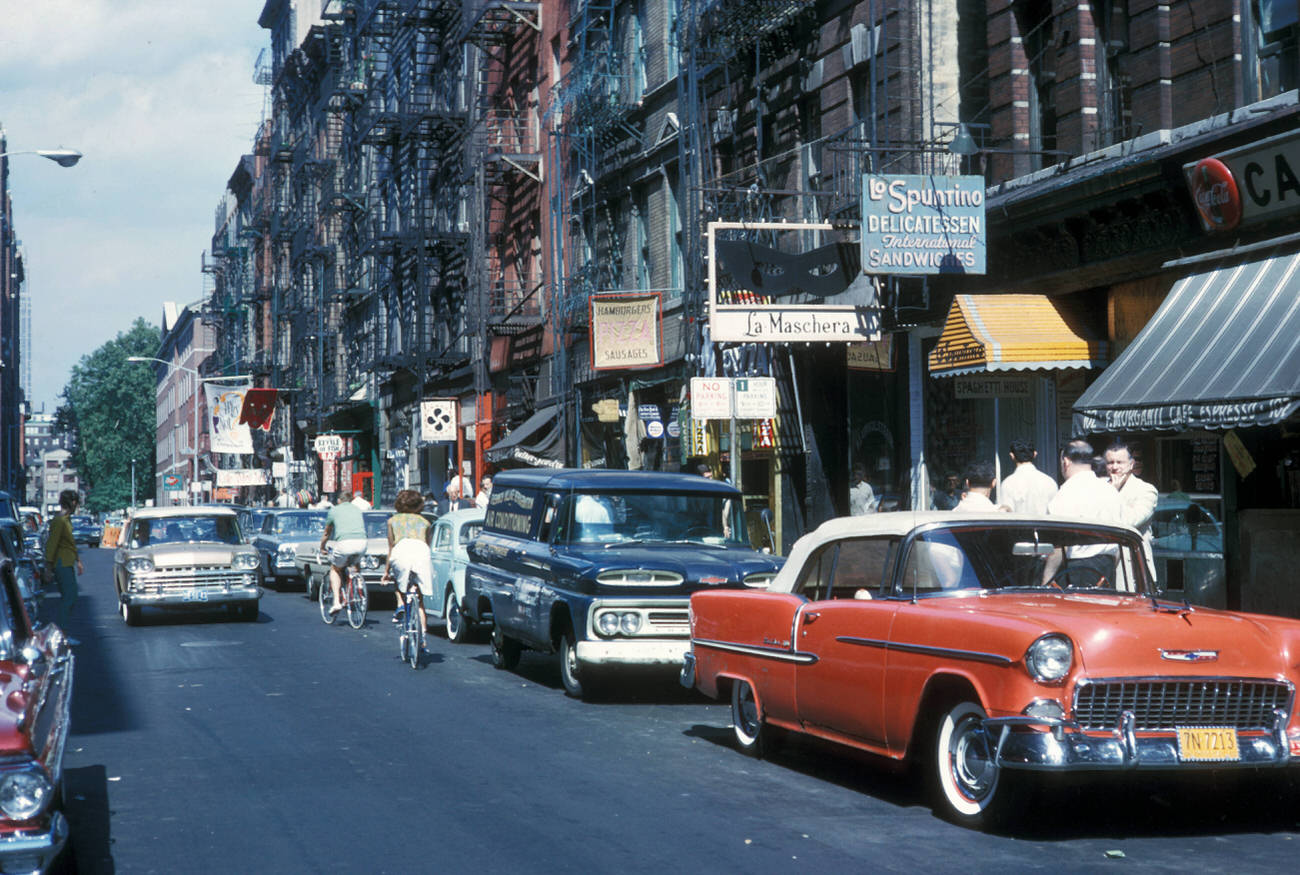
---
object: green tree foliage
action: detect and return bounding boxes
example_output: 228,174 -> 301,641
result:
54,319 -> 161,513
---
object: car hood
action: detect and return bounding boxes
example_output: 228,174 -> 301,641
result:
945,592 -> 1300,678
138,544 -> 252,567
563,543 -> 783,586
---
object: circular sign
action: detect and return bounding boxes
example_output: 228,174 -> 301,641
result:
646,420 -> 664,439
1188,157 -> 1241,232
666,420 -> 681,438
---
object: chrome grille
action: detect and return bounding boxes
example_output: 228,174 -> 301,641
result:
1073,678 -> 1292,731
646,611 -> 690,633
136,567 -> 252,591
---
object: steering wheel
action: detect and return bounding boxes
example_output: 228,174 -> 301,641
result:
1043,565 -> 1108,590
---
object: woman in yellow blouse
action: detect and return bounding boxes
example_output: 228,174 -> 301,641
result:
44,489 -> 83,638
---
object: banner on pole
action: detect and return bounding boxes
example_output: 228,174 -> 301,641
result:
205,383 -> 254,454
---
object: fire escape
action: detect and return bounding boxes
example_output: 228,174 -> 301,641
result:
460,0 -> 543,399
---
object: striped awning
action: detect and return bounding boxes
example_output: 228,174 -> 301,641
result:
1074,250 -> 1300,433
928,294 -> 1108,377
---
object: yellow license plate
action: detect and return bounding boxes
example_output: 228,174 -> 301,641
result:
1176,726 -> 1240,762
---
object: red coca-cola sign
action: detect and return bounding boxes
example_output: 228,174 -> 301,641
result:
1187,157 -> 1242,232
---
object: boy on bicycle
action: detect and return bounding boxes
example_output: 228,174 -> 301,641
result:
321,490 -> 369,615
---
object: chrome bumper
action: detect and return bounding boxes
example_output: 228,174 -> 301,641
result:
0,811 -> 68,875
574,638 -> 690,669
123,585 -> 261,607
988,708 -> 1294,770
680,650 -> 696,688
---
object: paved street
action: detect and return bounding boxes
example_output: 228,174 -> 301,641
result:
56,549 -> 1300,874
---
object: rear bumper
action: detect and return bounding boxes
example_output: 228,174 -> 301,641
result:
989,709 -> 1295,770
0,810 -> 68,875
574,638 -> 690,669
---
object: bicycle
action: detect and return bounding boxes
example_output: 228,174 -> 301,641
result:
319,560 -> 368,629
396,577 -> 424,669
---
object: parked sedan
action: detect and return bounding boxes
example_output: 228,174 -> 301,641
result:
684,512 -> 1300,829
250,509 -> 328,589
426,507 -> 485,642
296,511 -> 390,600
0,558 -> 74,872
113,506 -> 261,624
70,514 -> 102,548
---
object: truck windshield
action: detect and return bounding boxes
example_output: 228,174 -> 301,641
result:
559,490 -> 748,547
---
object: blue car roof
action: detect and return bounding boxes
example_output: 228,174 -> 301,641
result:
492,468 -> 741,496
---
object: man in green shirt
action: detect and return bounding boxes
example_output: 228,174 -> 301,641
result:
320,491 -> 368,614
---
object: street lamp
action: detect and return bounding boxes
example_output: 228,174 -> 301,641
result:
127,356 -> 250,505
131,458 -> 136,509
0,149 -> 83,168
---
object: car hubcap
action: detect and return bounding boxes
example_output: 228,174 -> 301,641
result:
738,686 -> 760,736
950,715 -> 995,801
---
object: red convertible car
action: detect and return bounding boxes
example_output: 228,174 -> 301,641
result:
683,513 -> 1300,828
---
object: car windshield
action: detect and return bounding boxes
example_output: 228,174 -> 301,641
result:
275,512 -> 326,536
899,525 -> 1150,597
557,490 -> 747,546
72,515 -> 94,527
364,513 -> 389,538
459,522 -> 482,543
130,515 -> 242,546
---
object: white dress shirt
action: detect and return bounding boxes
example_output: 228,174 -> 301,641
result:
999,463 -> 1059,515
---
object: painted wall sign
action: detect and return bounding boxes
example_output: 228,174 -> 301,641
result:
953,375 -> 1033,399
861,174 -> 986,275
590,294 -> 662,370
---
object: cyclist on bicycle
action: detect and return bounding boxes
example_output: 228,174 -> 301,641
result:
384,489 -> 433,632
320,490 -> 369,616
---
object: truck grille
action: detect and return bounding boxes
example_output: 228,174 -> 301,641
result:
1073,678 -> 1292,731
136,567 -> 252,591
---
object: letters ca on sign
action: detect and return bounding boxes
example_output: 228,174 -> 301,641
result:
1186,131 -> 1300,230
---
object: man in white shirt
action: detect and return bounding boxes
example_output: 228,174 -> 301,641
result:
1105,438 -> 1159,578
351,492 -> 372,510
1042,439 -> 1125,586
849,464 -> 877,515
953,461 -> 1008,512
999,439 -> 1058,515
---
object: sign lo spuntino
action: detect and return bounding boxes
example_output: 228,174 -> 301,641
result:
861,174 -> 987,275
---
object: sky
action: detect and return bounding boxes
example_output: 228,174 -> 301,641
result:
1,0 -> 271,414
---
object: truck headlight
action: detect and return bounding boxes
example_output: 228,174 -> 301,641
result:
126,556 -> 154,574
1025,634 -> 1073,684
595,610 -> 643,637
233,553 -> 260,571
0,767 -> 52,820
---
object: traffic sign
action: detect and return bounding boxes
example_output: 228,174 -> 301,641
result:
690,377 -> 732,419
734,377 -> 777,418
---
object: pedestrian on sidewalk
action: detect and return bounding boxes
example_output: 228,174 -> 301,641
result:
953,461 -> 1008,512
999,439 -> 1058,515
44,489 -> 83,642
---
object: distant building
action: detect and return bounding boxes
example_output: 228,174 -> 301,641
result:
23,410 -> 70,505
40,448 -> 78,515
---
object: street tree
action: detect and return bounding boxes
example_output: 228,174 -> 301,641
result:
54,318 -> 161,513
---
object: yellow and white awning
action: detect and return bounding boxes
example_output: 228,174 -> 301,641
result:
928,294 -> 1107,377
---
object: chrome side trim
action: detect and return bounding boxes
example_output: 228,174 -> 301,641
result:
693,637 -> 818,665
836,636 -> 1014,667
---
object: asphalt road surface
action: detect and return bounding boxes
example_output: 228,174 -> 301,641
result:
54,548 -> 1300,873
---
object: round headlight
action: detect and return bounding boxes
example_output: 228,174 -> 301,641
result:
126,556 -> 154,574
0,768 -> 52,820
362,554 -> 382,570
277,544 -> 297,557
619,612 -> 642,635
233,553 -> 260,571
597,612 -> 620,636
1025,634 -> 1073,683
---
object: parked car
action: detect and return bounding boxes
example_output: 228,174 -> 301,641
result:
113,506 -> 261,624
0,556 -> 74,871
250,509 -> 328,589
427,507 -> 485,642
0,519 -> 41,620
0,491 -> 19,524
464,469 -> 785,699
1151,493 -> 1225,608
682,512 -> 1300,829
70,514 -> 102,548
295,510 -> 389,600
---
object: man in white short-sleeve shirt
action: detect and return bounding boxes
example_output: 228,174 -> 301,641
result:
999,439 -> 1058,515
1042,439 -> 1124,586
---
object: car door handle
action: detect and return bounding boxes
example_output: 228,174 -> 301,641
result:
803,611 -> 820,624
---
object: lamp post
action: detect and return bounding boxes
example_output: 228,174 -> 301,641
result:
130,458 -> 136,509
0,149 -> 83,167
127,356 -> 250,505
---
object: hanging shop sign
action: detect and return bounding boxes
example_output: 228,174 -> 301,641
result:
205,383 -> 254,454
1184,129 -> 1300,232
313,434 -> 345,456
590,294 -> 663,370
215,469 -> 271,487
163,473 -> 183,492
420,399 -> 458,442
861,174 -> 986,275
707,221 -> 881,344
846,337 -> 895,372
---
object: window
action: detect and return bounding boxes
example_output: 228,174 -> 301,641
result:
794,538 -> 899,600
1250,0 -> 1299,100
434,523 -> 452,551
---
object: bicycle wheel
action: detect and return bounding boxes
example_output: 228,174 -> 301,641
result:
319,571 -> 337,625
347,574 -> 368,629
405,589 -> 422,669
